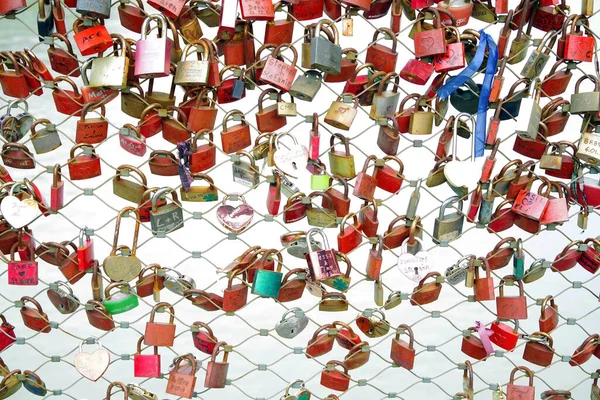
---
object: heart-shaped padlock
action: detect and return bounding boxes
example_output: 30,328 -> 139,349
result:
216,193 -> 254,233
273,133 -> 309,178
74,338 -> 110,382
1,191 -> 41,229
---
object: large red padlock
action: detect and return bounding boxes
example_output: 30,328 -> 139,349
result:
222,269 -> 248,312
0,52 -> 30,99
134,336 -> 161,378
359,200 -> 379,238
7,242 -> 37,286
551,241 -> 581,272
461,327 -> 488,360
239,0 -> 274,20
375,156 -> 404,193
306,324 -> 335,358
260,44 -> 298,92
147,0 -> 186,19
290,0 -> 323,21
541,60 -> 572,97
410,272 -> 442,306
265,3 -> 294,45
73,23 -> 112,56
400,59 -> 434,85
221,110 -> 252,154
489,319 -> 519,351
184,289 -> 224,312
365,28 -> 398,73
277,268 -> 307,303
337,213 -> 362,254
496,276 -> 528,320
204,342 -> 229,389
353,156 -> 378,201
144,302 -> 176,347
67,144 -> 101,180
474,258 -> 495,301
283,193 -> 307,224
507,366 -> 536,400
569,334 -> 599,366
539,295 -> 558,333
85,300 -> 115,331
191,321 -> 218,355
390,324 -> 415,369
190,130 -> 217,173
365,235 -> 383,280
255,88 -> 286,133
487,200 -> 516,233
76,103 -> 108,144
19,296 -> 51,333
52,77 -> 84,116
414,9 -> 446,58
523,332 -> 554,367
47,33 -> 80,76
334,321 -> 362,350
320,361 -> 350,391
187,88 -> 218,132
162,106 -> 190,145
579,238 -> 600,274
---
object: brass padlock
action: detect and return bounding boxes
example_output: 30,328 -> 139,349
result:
520,30 -> 557,79
289,70 -> 322,102
324,94 -> 358,131
408,96 -> 434,135
113,165 -> 148,204
83,34 -> 130,89
328,133 -> 355,178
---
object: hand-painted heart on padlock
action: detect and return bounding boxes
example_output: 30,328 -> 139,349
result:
1,195 -> 41,229
74,338 -> 110,382
396,237 -> 432,282
216,193 -> 254,233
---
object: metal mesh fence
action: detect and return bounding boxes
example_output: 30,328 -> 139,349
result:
0,0 -> 599,399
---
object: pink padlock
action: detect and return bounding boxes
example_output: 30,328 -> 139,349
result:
134,336 -> 161,378
135,15 -> 172,78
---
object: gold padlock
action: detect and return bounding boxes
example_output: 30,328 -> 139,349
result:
324,94 -> 358,131
328,133 -> 355,178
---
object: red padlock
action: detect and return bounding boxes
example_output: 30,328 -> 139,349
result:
52,77 -> 84,116
277,268 -> 307,303
414,8 -> 446,58
474,257 -> 495,301
260,44 -> 298,92
283,193 -> 307,224
410,272 -> 442,306
265,2 -> 294,45
489,319 -> 519,351
552,241 -> 581,272
337,213 -> 362,254
134,336 -> 161,378
77,228 -> 94,272
221,110 -> 251,155
73,22 -> 112,56
400,58 -> 434,85
144,302 -> 176,347
184,289 -> 224,312
190,130 -> 217,173
20,296 -> 51,333
240,0 -> 274,20
7,242 -> 37,286
222,269 -> 248,312
67,143 -> 101,180
306,324 -> 335,358
335,322 -> 362,350
569,334 -> 599,366
290,0 -> 323,21
539,295 -> 558,333
187,88 -> 218,132
487,200 -> 516,233
507,366 -> 536,400
147,0 -> 186,19
76,103 -> 108,144
579,238 -> 600,274
47,33 -> 80,77
0,52 -> 30,99
375,156 -> 404,193
434,27 -> 466,73
167,354 -> 197,398
320,361 -> 350,391
366,235 -> 384,280
523,332 -> 554,367
50,164 -> 64,212
0,314 -> 15,352
496,276 -> 528,320
461,327 -> 488,360
256,88 -> 286,133
353,156 -> 378,201
204,342 -> 229,389
359,200 -> 379,238
541,60 -> 572,97
365,28 -> 398,73
390,324 -> 415,369
191,321 -> 218,355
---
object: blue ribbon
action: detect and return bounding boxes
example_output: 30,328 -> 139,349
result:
437,30 -> 498,158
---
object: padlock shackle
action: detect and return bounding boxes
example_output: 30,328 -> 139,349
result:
115,164 -> 148,186
136,335 -> 158,355
509,365 -> 534,386
394,323 -> 414,348
110,206 -> 140,257
334,250 -> 352,279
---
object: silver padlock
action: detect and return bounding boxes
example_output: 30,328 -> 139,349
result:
515,78 -> 542,142
150,187 -> 184,235
1,99 -> 33,142
370,72 -> 401,120
127,384 -> 158,400
520,30 -> 557,79
275,308 -> 309,339
164,268 -> 196,295
83,35 -> 130,89
232,151 -> 260,188
570,74 -> 600,114
445,255 -> 475,285
289,70 -> 322,102
175,42 -> 210,86
76,0 -> 111,18
46,281 -> 79,314
30,118 -> 62,154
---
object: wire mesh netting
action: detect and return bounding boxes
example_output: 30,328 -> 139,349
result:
0,0 -> 599,399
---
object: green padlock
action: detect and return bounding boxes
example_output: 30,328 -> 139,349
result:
512,239 -> 525,280
328,133 -> 355,179
522,258 -> 547,284
103,282 -> 139,315
310,160 -> 330,190
251,255 -> 283,298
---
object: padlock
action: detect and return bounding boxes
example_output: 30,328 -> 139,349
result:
541,100 -> 570,138
0,53 -> 31,99
112,165 -> 147,204
305,229 -> 341,282
76,0 -> 110,18
461,326 -> 489,360
148,150 -> 178,177
184,289 -> 224,312
365,28 -> 398,73
487,199 -> 515,233
28,118 -> 61,155
320,360 -> 350,391
353,156 -> 378,201
86,299 -> 115,331
166,354 -> 197,398
265,2 -> 294,46
36,0 -> 54,40
7,241 -> 37,286
136,264 -> 165,299
375,155 -> 404,194
496,276 -> 528,320
217,66 -> 246,104
0,314 -> 15,352
180,174 -> 218,202
150,188 -> 184,236
147,0 -> 186,18
515,79 -> 542,141
511,184 -> 548,222
291,0 -> 323,21
310,19 -> 342,75
377,119 -> 400,155
191,321 -> 218,354
118,0 -> 146,33
540,181 -> 570,225
175,42 -> 210,86
19,296 -> 50,333
67,143 -> 101,180
366,235 -> 384,280
383,215 -> 417,250
0,0 -> 27,15
484,237 -> 515,271
507,5 -> 530,65
142,302 -> 176,347
325,48 -> 358,83
102,206 -> 142,282
437,0 -> 472,25
45,277 -> 80,313
370,72 -> 400,120
289,70 -> 322,102
358,199 -> 379,238
47,33 -> 80,76
256,88 -> 287,133
433,196 -> 464,244
344,63 -> 375,96
478,182 -> 495,225
261,43 -> 298,92
537,295 -> 559,334
414,8 -> 446,58
390,324 -> 415,369
579,238 -> 600,274
52,76 -> 84,116
277,268 -> 307,302
490,319 -> 519,351
337,213 -> 362,254
162,268 -> 195,296
73,19 -> 112,56
552,240 -> 582,272
521,30 -> 557,79
232,151 -> 260,188
435,27 -> 466,73
187,88 -> 217,132
103,282 -> 139,314
570,74 -> 600,114
266,173 -> 282,215
443,113 -> 478,197
221,110 -> 251,154
507,366 -> 535,400
251,251 -> 283,298
325,94 -> 358,131
328,133 -> 355,178
427,157 -> 450,188
569,334 -> 599,366
541,59 -> 572,97
410,272 -> 442,306
134,336 -> 160,378
283,194 -> 307,223
76,103 -> 108,144
532,0 -> 567,32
